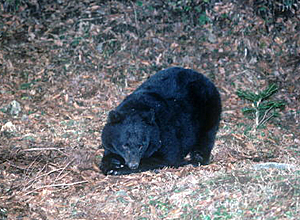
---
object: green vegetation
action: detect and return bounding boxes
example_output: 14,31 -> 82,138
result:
237,84 -> 286,129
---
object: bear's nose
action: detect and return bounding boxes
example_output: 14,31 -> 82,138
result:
128,162 -> 139,170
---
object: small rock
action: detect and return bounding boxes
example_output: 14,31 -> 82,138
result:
2,100 -> 22,116
208,31 -> 217,43
21,114 -> 29,121
253,162 -> 297,170
96,43 -> 103,53
1,121 -> 17,133
10,100 -> 21,116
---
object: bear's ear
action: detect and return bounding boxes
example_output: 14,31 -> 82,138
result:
141,109 -> 156,125
107,110 -> 123,124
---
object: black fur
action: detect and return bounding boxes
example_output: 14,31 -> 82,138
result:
100,67 -> 221,175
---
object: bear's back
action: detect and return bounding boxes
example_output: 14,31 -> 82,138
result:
135,67 -> 212,100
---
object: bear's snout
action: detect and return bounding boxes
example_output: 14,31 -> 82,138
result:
127,161 -> 139,169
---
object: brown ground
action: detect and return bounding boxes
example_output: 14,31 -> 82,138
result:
1,0 -> 300,219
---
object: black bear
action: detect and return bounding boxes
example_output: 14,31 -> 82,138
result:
100,67 -> 221,175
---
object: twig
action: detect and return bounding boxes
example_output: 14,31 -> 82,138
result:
258,106 -> 273,127
22,147 -> 64,152
23,168 -> 64,191
255,99 -> 262,127
38,181 -> 88,188
24,181 -> 88,196
54,159 -> 74,182
130,1 -> 140,37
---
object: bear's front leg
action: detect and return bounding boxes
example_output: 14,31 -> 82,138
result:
100,153 -> 125,175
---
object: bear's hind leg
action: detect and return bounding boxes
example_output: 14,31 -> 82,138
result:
190,126 -> 218,165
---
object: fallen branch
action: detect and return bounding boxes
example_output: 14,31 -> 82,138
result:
22,147 -> 64,152
38,181 -> 88,188
24,180 -> 88,196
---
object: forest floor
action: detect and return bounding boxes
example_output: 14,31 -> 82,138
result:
1,0 -> 300,219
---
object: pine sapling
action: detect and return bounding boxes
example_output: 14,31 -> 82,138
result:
236,84 -> 285,129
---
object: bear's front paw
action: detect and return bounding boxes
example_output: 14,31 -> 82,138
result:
100,162 -> 124,175
100,154 -> 125,175
191,152 -> 210,166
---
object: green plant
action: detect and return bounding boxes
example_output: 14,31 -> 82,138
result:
254,0 -> 299,24
2,0 -> 26,12
236,84 -> 286,129
168,0 -> 193,12
165,0 -> 212,25
198,13 -> 211,25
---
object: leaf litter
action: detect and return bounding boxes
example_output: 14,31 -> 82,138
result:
0,0 -> 300,219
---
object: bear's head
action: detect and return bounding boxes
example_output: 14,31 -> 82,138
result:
102,109 -> 160,169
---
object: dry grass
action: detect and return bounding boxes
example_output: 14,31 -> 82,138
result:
1,0 -> 300,219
